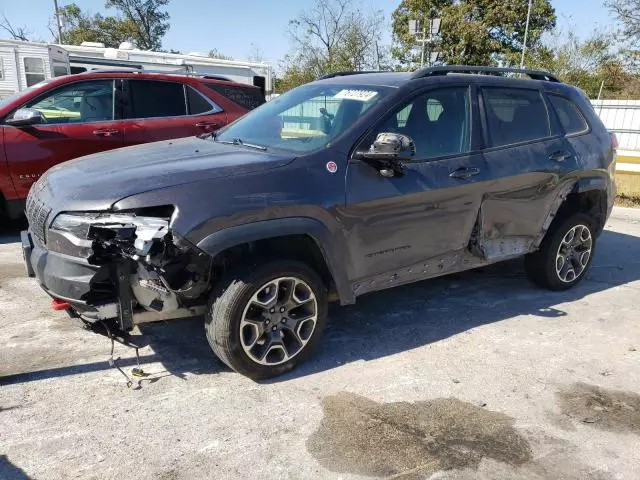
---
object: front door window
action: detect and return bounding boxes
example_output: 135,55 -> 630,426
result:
26,80 -> 115,124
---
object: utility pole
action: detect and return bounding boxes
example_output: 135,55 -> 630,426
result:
520,0 -> 533,69
53,0 -> 64,44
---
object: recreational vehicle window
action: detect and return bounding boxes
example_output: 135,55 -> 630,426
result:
53,65 -> 69,77
24,57 -> 46,87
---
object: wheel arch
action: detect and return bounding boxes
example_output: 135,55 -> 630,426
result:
557,179 -> 609,235
196,217 -> 355,305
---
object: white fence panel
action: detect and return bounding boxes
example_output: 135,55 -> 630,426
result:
591,99 -> 640,151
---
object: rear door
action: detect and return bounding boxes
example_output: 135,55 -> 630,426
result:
476,85 -> 580,260
2,79 -> 123,199
121,79 -> 227,146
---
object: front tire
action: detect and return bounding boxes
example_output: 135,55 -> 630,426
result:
205,260 -> 327,379
525,213 -> 595,291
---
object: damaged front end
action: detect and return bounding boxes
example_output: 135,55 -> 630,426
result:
48,209 -> 210,333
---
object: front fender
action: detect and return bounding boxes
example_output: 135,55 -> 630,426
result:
196,217 -> 354,305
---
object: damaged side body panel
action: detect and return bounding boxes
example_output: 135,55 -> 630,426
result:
471,180 -> 577,261
83,219 -> 210,331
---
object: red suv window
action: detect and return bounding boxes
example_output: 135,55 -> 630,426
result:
204,84 -> 265,110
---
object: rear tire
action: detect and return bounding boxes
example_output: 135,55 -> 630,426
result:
205,260 -> 327,380
525,213 -> 595,291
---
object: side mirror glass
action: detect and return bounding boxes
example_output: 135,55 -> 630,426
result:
6,108 -> 44,127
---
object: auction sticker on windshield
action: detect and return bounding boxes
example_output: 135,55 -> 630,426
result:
334,89 -> 378,102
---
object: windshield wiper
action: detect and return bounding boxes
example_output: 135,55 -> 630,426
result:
216,138 -> 267,151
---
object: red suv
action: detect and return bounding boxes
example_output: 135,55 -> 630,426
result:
0,71 -> 265,218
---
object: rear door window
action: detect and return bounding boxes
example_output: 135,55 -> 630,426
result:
127,80 -> 186,118
482,87 -> 550,147
204,84 -> 265,110
548,95 -> 588,135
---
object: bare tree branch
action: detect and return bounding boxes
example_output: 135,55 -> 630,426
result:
0,14 -> 31,41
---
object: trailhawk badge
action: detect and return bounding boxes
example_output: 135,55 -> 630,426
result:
326,161 -> 338,173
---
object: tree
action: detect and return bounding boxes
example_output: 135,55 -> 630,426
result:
59,0 -> 170,50
528,29 -> 627,98
391,0 -> 556,69
0,14 -> 31,41
208,48 -> 233,61
104,0 -> 170,50
606,0 -> 640,47
278,0 -> 388,91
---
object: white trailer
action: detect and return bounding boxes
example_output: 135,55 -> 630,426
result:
0,39 -> 70,99
61,42 -> 274,96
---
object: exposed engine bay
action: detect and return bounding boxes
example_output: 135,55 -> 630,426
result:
81,218 -> 211,333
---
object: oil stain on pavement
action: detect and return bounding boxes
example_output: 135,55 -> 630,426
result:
307,392 -> 532,479
557,382 -> 640,434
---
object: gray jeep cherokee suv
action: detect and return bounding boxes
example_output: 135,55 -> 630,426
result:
22,66 -> 617,379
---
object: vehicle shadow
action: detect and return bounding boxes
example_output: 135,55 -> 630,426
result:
0,455 -> 31,480
1,228 -> 638,386
0,217 -> 26,245
139,228 -> 640,383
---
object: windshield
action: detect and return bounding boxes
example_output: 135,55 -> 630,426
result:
0,79 -> 53,108
215,83 -> 391,154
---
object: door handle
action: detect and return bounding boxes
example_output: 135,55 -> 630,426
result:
93,128 -> 119,137
195,121 -> 219,129
549,151 -> 572,162
449,167 -> 480,179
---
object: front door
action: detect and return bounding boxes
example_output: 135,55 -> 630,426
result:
2,79 -> 123,199
343,85 -> 486,286
121,79 -> 227,146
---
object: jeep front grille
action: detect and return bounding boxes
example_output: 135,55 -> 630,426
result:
25,191 -> 51,245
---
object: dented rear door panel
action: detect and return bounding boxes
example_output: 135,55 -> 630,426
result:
477,138 -> 579,259
476,83 -> 580,260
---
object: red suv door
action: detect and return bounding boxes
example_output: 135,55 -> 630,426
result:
121,79 -> 227,146
3,79 -> 123,199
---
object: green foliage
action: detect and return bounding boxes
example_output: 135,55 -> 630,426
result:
59,0 -> 169,50
391,0 -> 556,68
528,30 -> 629,98
104,0 -> 170,50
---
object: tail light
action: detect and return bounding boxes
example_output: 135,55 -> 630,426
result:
610,132 -> 618,151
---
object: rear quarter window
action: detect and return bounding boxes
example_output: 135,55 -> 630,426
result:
482,87 -> 550,147
548,94 -> 588,135
205,83 -> 265,110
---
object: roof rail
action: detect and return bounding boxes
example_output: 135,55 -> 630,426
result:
318,70 -> 384,80
410,65 -> 561,83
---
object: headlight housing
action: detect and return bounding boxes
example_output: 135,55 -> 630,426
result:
51,213 -> 168,239
48,212 -> 170,257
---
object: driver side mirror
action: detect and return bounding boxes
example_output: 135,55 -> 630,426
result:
353,132 -> 416,177
6,108 -> 44,127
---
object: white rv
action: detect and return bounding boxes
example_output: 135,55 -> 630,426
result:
0,39 -> 70,98
61,42 -> 274,96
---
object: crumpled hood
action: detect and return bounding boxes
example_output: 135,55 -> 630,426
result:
37,136 -> 294,212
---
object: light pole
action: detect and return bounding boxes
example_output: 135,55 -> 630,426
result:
409,17 -> 441,68
520,0 -> 533,69
53,0 -> 64,44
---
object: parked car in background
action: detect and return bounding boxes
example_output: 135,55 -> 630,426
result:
0,70 -> 265,218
